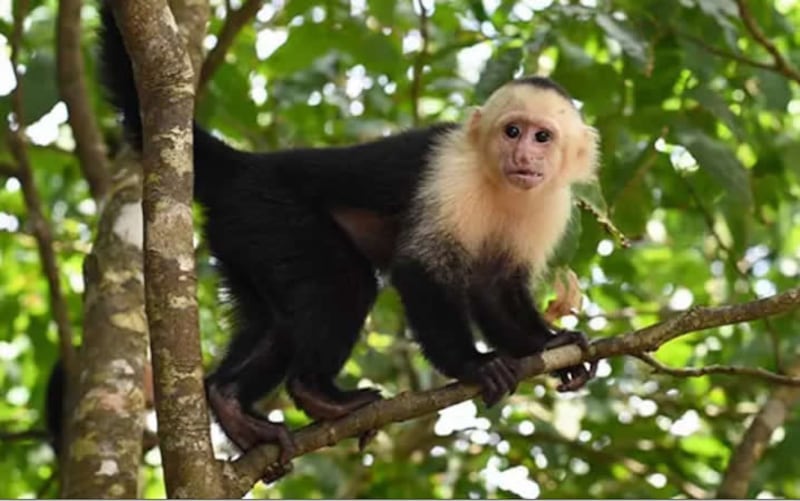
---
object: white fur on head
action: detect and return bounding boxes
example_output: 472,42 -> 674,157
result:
414,80 -> 600,274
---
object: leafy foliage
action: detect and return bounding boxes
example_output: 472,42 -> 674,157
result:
1,0 -> 800,498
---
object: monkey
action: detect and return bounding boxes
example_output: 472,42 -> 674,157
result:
98,2 -> 599,479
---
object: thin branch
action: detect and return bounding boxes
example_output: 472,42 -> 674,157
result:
223,286 -> 800,496
680,32 -> 777,72
56,0 -> 110,200
198,0 -> 264,93
0,161 -> 17,178
8,0 -> 76,375
0,428 -> 49,441
735,0 -> 800,85
718,360 -> 800,497
634,353 -> 800,386
409,0 -> 430,126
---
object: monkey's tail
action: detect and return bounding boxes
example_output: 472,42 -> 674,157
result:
98,2 -> 243,208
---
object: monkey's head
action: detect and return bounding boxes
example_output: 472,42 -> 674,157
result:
469,77 -> 599,191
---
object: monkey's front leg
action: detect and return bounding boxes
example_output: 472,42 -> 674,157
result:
469,272 -> 597,392
391,259 -> 521,407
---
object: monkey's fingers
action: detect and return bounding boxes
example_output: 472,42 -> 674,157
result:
545,329 -> 592,351
554,361 -> 596,392
475,355 -> 523,407
262,460 -> 293,484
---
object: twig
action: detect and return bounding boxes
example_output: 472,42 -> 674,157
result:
735,0 -> 800,85
0,429 -> 50,441
8,0 -> 76,375
680,32 -> 776,72
409,0 -> 430,126
634,353 -> 800,386
223,286 -> 800,496
575,197 -> 630,248
57,0 -> 110,200
0,161 -> 17,178
718,360 -> 800,497
198,0 -> 264,93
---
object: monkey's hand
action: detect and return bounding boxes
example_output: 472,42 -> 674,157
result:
463,353 -> 524,408
545,329 -> 597,392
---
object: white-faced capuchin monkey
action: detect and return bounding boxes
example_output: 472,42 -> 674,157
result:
99,2 -> 599,481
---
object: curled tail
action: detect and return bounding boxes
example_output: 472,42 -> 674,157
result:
98,2 -> 244,208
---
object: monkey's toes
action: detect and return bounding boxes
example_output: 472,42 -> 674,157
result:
262,460 -> 294,484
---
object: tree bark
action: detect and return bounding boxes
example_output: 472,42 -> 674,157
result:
109,2 -> 223,496
62,150 -> 149,498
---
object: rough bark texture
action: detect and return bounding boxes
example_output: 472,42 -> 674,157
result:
56,0 -> 110,200
62,150 -> 149,498
718,361 -> 800,498
169,0 -> 210,86
224,286 -> 800,496
110,2 -> 223,497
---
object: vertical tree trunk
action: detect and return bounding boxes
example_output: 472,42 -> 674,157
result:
110,1 -> 224,496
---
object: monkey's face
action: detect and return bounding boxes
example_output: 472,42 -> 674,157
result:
494,113 -> 561,191
473,85 -> 599,191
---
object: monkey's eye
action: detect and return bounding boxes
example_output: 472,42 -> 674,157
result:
504,124 -> 521,139
534,130 -> 552,143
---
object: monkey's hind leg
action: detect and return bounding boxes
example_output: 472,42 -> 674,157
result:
205,269 -> 297,478
280,221 -> 383,428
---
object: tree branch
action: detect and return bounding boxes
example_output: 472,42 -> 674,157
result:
0,161 -> 17,178
0,428 -> 49,442
634,353 -> 800,386
8,0 -> 76,375
56,0 -> 110,200
680,32 -> 777,72
223,286 -> 800,496
198,0 -> 263,93
718,360 -> 800,498
735,0 -> 800,85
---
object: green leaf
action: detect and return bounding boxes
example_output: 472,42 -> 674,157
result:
595,13 -> 648,69
474,47 -> 523,102
686,86 -> 745,139
675,129 -> 752,209
367,0 -> 395,26
20,52 -> 59,125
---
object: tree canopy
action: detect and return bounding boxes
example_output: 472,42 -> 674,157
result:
1,0 -> 800,498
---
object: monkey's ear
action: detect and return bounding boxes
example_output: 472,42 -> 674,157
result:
564,125 -> 600,183
468,108 -> 483,142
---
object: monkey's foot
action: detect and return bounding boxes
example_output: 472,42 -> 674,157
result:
545,329 -> 598,392
207,384 -> 297,466
464,354 -> 524,408
262,460 -> 294,484
287,378 -> 382,421
287,378 -> 382,450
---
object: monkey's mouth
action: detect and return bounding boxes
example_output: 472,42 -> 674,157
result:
506,169 -> 545,189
